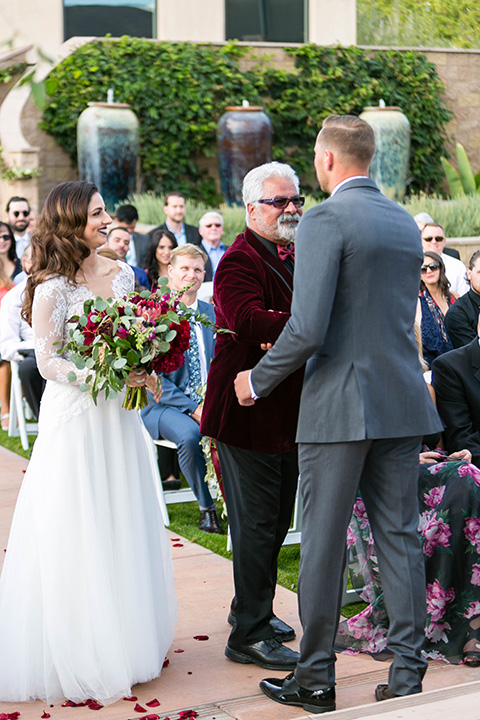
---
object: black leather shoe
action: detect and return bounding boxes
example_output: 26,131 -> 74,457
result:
227,611 -> 296,642
162,478 -> 181,491
375,684 -> 400,701
225,637 -> 300,670
260,672 -> 336,714
199,508 -> 222,534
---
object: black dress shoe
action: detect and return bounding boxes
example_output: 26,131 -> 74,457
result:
199,508 -> 222,534
260,672 -> 336,714
162,478 -> 181,491
225,637 -> 300,670
227,611 -> 296,642
375,684 -> 400,701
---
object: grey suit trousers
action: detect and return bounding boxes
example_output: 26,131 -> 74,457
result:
296,436 -> 427,695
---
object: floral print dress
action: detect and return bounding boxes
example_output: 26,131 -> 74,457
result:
337,460 -> 480,663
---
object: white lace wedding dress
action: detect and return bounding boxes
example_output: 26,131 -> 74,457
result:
0,262 -> 177,705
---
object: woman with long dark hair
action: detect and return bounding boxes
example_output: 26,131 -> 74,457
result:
144,228 -> 177,290
0,221 -> 21,282
416,250 -> 456,368
0,182 -> 177,705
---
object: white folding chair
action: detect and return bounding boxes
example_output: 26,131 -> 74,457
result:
8,358 -> 38,451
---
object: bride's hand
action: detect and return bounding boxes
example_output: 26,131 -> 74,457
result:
146,373 -> 163,402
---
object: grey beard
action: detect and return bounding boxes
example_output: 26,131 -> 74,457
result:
276,212 -> 301,242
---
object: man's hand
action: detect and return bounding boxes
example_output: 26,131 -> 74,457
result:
190,406 -> 203,424
235,370 -> 256,406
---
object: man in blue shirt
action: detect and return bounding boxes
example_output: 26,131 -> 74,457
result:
198,211 -> 227,281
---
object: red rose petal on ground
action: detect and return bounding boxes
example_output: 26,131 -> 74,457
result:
174,648 -> 184,653
162,658 -> 170,667
172,543 -> 183,547
123,696 -> 138,701
86,700 -> 103,710
170,538 -> 180,541
41,713 -> 51,719
178,711 -> 198,719
187,671 -> 192,674
146,699 -> 160,707
193,635 -> 209,640
133,704 -> 146,713
144,715 -> 160,719
61,700 -> 87,707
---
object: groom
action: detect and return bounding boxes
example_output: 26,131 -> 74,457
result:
235,115 -> 442,712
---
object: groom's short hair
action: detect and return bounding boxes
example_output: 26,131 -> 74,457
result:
319,115 -> 375,167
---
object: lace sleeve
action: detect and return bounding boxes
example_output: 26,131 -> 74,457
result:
32,277 -> 90,386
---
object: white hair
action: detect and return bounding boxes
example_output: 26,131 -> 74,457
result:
199,211 -> 224,227
242,162 -> 300,210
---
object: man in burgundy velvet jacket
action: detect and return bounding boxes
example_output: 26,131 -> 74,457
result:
201,162 -> 305,671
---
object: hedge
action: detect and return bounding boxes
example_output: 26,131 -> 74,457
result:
40,37 -> 452,203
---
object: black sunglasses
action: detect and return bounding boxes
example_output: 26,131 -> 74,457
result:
258,195 -> 305,209
0,234 -> 11,242
422,235 -> 444,243
421,261 -> 441,273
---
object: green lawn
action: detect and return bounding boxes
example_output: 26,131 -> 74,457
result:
0,429 -> 364,619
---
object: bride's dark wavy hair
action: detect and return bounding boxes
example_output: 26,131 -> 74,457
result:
23,181 -> 99,324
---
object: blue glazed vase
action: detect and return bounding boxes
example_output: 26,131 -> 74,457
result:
77,102 -> 139,211
217,105 -> 272,205
360,105 -> 411,202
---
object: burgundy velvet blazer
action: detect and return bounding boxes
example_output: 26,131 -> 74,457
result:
200,228 -> 304,454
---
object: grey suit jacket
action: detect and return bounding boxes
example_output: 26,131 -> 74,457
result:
252,178 -> 442,443
132,231 -> 150,268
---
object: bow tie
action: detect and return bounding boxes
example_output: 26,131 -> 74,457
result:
277,243 -> 295,262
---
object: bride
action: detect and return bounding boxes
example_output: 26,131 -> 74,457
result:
0,182 -> 177,705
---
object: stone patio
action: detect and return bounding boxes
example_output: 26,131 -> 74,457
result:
1,445 -> 479,720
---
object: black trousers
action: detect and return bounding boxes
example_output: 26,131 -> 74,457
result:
17,356 -> 45,419
216,441 -> 298,645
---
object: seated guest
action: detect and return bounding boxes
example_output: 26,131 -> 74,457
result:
416,251 -> 455,368
445,250 -> 480,348
0,246 -> 45,420
421,223 -> 468,295
104,227 -> 150,289
338,448 -> 480,665
148,192 -> 201,246
414,212 -> 460,259
432,314 -> 480,468
0,222 -> 21,284
144,229 -> 178,291
338,348 -> 480,665
5,196 -> 31,257
141,244 -> 221,533
0,257 -> 13,429
198,211 -> 226,281
114,204 -> 150,268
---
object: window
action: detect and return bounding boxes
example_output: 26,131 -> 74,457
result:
225,0 -> 305,43
63,0 -> 156,41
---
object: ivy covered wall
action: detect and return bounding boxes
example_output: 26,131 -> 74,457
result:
40,37 -> 451,203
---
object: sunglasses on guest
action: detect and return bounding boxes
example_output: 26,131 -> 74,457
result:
421,261 -> 441,273
422,235 -> 445,243
258,196 -> 305,209
204,223 -> 222,228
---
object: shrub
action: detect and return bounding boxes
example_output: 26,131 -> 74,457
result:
402,194 -> 480,237
41,38 -> 451,202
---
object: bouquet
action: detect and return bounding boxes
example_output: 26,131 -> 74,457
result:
61,279 -> 214,410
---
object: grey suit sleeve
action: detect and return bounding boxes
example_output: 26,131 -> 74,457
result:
252,204 -> 342,397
